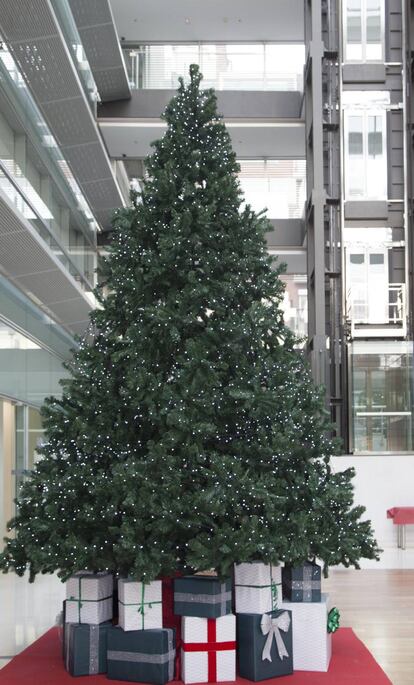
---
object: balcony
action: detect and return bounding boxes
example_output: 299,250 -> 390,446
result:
347,283 -> 406,338
122,44 -> 304,93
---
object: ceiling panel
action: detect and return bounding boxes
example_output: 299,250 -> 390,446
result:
109,0 -> 304,43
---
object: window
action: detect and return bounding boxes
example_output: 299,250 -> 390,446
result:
349,341 -> 414,453
279,274 -> 308,344
344,0 -> 383,62
343,92 -> 389,200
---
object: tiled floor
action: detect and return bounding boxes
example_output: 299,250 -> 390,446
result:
0,571 -> 64,668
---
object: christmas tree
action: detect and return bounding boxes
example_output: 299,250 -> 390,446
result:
0,66 -> 379,582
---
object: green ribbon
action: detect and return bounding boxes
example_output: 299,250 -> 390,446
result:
235,564 -> 279,611
119,583 -> 162,629
67,576 -> 113,622
271,581 -> 278,610
327,607 -> 340,633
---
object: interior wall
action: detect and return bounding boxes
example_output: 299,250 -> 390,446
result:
332,454 -> 414,568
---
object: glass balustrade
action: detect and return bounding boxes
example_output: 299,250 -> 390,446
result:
238,160 -> 306,219
123,44 -> 305,92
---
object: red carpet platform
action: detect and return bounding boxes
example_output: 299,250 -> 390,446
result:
0,627 -> 392,685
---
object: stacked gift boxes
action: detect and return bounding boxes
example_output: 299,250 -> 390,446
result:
174,575 -> 236,684
63,573 -> 176,683
63,571 -> 114,676
279,561 -> 334,673
61,562 -> 338,682
234,562 -> 294,681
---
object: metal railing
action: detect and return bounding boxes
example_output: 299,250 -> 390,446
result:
347,282 -> 406,334
0,160 -> 95,293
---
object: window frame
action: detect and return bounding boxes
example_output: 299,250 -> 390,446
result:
343,105 -> 388,200
343,0 -> 385,63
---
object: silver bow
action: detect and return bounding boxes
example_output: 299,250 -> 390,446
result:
260,612 -> 290,662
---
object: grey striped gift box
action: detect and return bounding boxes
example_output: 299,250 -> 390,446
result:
173,576 -> 232,618
282,562 -> 322,602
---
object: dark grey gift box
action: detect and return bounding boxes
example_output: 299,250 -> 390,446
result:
63,619 -> 111,676
107,626 -> 175,684
173,576 -> 232,618
282,562 -> 321,603
237,610 -> 293,681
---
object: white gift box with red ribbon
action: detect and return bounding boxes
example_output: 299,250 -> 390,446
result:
181,614 -> 236,684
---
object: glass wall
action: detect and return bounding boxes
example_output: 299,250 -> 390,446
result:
344,0 -> 384,62
0,322 -> 67,407
238,160 -> 306,219
349,341 -> 414,453
123,44 -> 305,92
15,405 -> 44,502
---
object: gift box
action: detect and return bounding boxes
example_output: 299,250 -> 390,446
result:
282,561 -> 321,602
279,593 -> 332,671
234,562 -> 282,614
118,578 -> 163,631
107,626 -> 175,684
237,609 -> 293,681
174,576 -> 232,618
65,571 -> 113,624
181,615 -> 236,684
64,621 -> 111,676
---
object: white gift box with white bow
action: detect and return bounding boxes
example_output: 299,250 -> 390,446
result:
181,614 -> 236,684
65,572 -> 113,624
118,578 -> 163,631
278,593 -> 332,671
234,562 -> 282,614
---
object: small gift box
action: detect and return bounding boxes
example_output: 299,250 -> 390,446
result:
65,571 -> 113,624
279,594 -> 333,671
234,562 -> 282,614
282,561 -> 321,602
107,626 -> 175,684
118,578 -> 163,631
174,576 -> 232,618
181,615 -> 236,684
64,621 -> 111,676
237,609 -> 293,681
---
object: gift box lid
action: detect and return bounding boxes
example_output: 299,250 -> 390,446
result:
234,562 -> 282,587
107,625 -> 175,654
174,576 -> 231,595
66,571 -> 113,601
283,562 -> 321,582
182,614 -> 236,644
118,578 -> 162,605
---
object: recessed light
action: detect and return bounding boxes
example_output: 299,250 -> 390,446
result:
185,17 -> 191,24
